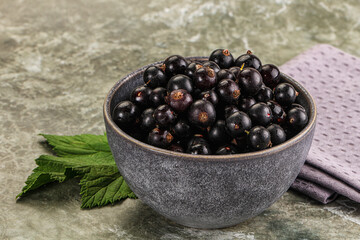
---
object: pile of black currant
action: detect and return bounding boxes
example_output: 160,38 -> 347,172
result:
112,49 -> 308,155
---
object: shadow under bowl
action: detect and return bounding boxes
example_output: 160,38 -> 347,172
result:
103,57 -> 317,229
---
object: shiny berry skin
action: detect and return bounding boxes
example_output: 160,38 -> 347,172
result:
148,128 -> 174,148
248,103 -> 273,126
143,66 -> 167,88
202,61 -> 220,74
140,108 -> 156,130
267,124 -> 286,146
224,105 -> 240,119
130,85 -> 152,108
153,105 -> 177,127
261,64 -> 280,88
229,66 -> 241,79
171,119 -> 192,139
187,142 -> 212,155
266,100 -> 286,124
225,111 -> 252,137
286,107 -> 308,129
168,144 -> 184,153
167,74 -> 194,93
238,96 -> 256,112
193,67 -> 217,90
188,100 -> 216,128
167,89 -> 193,112
208,120 -> 232,146
274,83 -> 298,106
248,126 -> 272,150
209,49 -> 234,69
184,62 -> 203,78
216,79 -> 241,104
217,69 -> 236,81
235,50 -> 262,71
112,100 -> 140,127
238,68 -> 264,96
216,144 -> 238,155
198,89 -> 219,107
255,86 -> 273,102
149,87 -> 167,107
162,55 -> 188,77
187,134 -> 207,148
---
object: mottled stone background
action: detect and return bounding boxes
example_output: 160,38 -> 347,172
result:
0,0 -> 360,239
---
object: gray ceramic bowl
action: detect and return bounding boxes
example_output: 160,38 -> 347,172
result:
103,57 -> 317,229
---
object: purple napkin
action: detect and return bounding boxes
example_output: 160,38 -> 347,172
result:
280,44 -> 360,204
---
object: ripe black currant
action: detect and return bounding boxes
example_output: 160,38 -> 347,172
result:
153,104 -> 177,127
130,85 -> 152,108
261,64 -> 280,88
248,103 -> 273,126
248,126 -> 272,150
112,100 -> 140,128
255,86 -> 273,102
235,50 -> 262,71
209,49 -> 234,69
267,124 -> 286,146
238,96 -> 256,112
162,55 -> 188,77
274,83 -> 298,106
216,145 -> 238,155
193,66 -> 217,90
167,89 -> 193,112
149,87 -> 167,107
188,100 -> 216,128
140,108 -> 156,131
238,68 -> 263,96
167,74 -> 194,94
148,128 -> 174,148
216,79 -> 241,104
286,107 -> 308,129
143,66 -> 167,88
225,111 -> 252,137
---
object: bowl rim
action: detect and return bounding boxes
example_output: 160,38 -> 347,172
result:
103,57 -> 317,161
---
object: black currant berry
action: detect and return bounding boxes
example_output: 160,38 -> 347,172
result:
267,124 -> 286,146
140,108 -> 156,130
208,120 -> 232,146
248,126 -> 272,150
167,89 -> 193,112
187,134 -> 207,148
112,100 -> 140,127
255,86 -> 273,102
248,103 -> 273,126
148,128 -> 174,148
167,74 -> 194,93
266,100 -> 286,124
225,111 -> 252,137
184,62 -> 203,78
238,68 -> 264,96
187,142 -> 212,155
149,87 -> 167,107
216,145 -> 238,155
274,83 -> 298,106
193,67 -> 217,90
235,50 -> 262,71
198,89 -> 219,106
171,118 -> 192,139
188,100 -> 216,128
143,66 -> 167,88
162,55 -> 188,77
216,79 -> 241,104
286,107 -> 308,129
238,96 -> 256,112
209,49 -> 234,69
130,85 -> 152,108
224,105 -> 240,119
217,69 -> 236,81
202,61 -> 220,74
153,104 -> 177,127
261,64 -> 280,88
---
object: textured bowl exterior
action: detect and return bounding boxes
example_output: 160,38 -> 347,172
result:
104,57 -> 316,229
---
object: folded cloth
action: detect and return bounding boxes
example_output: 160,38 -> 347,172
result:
280,44 -> 360,204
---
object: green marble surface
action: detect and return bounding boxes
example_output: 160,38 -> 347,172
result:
1,0 -> 360,239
